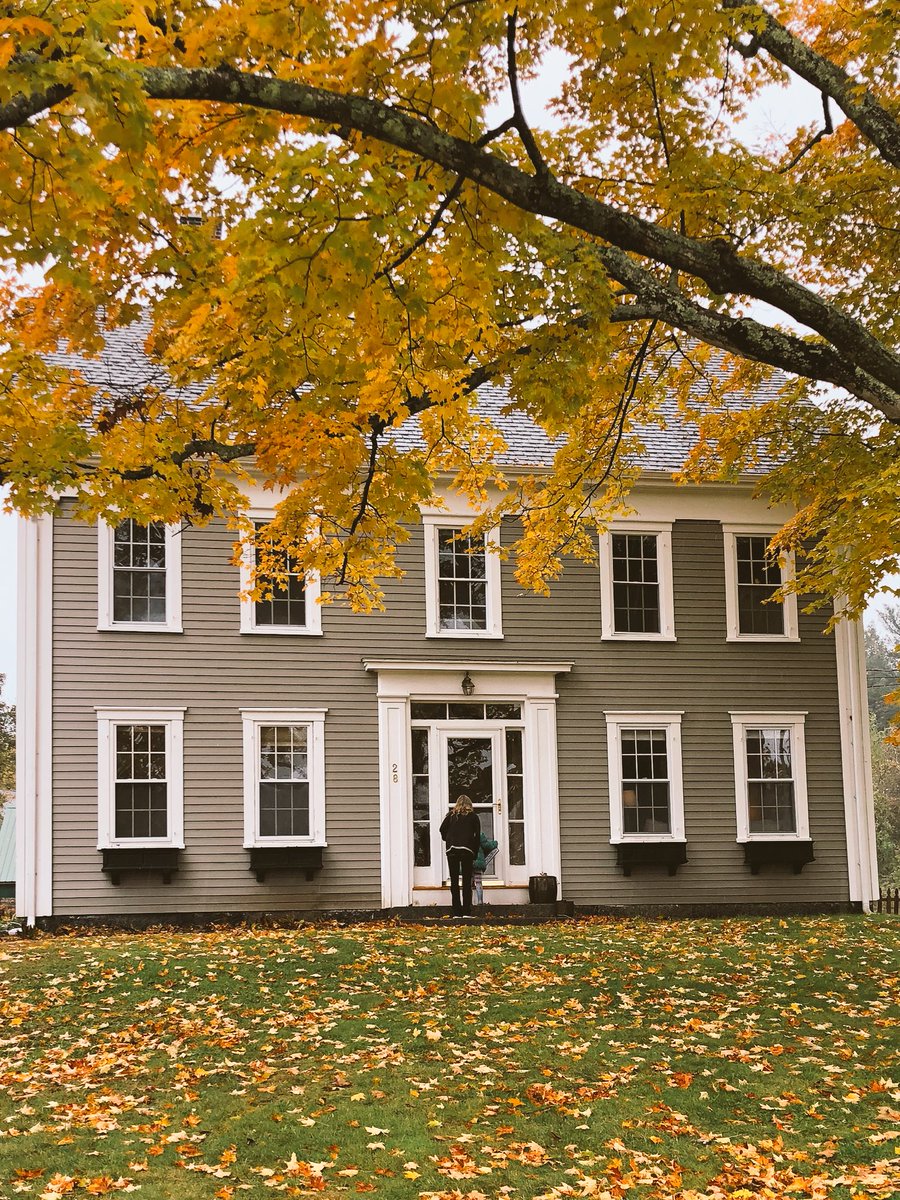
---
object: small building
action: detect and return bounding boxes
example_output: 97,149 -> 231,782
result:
0,799 -> 15,900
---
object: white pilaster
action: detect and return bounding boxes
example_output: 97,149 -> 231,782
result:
16,514 -> 53,923
834,616 -> 878,908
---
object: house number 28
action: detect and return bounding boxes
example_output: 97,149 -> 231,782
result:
392,762 -> 399,784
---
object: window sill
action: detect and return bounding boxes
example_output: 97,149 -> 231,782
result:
741,839 -> 814,875
240,627 -> 323,636
97,623 -> 184,634
601,633 -> 677,643
247,845 -> 326,882
725,634 -> 801,644
100,846 -> 182,884
613,841 -> 687,876
426,631 -> 504,640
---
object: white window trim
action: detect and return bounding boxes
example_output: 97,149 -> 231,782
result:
241,708 -> 328,847
722,524 -> 799,642
423,516 -> 503,639
599,523 -> 676,641
97,520 -> 183,633
605,711 -> 685,843
238,509 -> 322,635
730,711 -> 809,842
96,707 -> 186,849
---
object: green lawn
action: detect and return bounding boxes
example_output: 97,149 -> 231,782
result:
0,917 -> 898,1199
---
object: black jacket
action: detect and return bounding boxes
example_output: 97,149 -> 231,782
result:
439,810 -> 481,856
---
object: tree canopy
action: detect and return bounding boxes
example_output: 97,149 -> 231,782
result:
0,0 -> 898,612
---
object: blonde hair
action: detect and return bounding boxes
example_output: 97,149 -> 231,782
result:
452,794 -> 474,815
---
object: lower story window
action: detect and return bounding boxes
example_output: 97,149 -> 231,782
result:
115,723 -> 168,839
97,708 -> 185,848
605,712 -> 685,843
242,709 -> 327,847
731,713 -> 809,840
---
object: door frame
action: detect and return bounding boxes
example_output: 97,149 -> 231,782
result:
365,660 -> 571,907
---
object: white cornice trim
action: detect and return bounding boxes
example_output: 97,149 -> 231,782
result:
363,660 -> 573,674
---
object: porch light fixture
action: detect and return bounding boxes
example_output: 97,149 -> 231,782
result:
461,671 -> 475,696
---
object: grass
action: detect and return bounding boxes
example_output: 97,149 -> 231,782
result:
0,916 -> 898,1199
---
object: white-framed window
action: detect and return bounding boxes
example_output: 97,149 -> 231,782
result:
98,519 -> 183,632
599,524 -> 675,640
239,512 -> 322,635
605,711 -> 685,842
241,709 -> 327,847
424,517 -> 503,638
96,707 -> 186,849
722,525 -> 799,642
731,712 -> 809,841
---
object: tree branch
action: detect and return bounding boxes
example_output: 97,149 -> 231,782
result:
722,0 -> 900,168
506,9 -> 550,178
779,91 -> 834,173
375,174 -> 465,280
2,53 -> 899,418
112,437 -> 257,481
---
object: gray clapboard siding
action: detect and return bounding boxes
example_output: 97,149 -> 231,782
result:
50,508 -> 849,914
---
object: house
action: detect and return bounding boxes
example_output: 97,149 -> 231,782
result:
14,330 -> 879,924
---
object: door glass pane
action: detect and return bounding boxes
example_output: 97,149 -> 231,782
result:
447,736 -> 494,872
447,737 -> 493,806
506,729 -> 526,864
411,728 -> 431,866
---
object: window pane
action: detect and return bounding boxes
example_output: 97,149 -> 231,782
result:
111,521 -> 167,625
253,522 -> 307,627
735,536 -> 784,635
259,781 -> 310,837
610,534 -> 660,633
114,781 -> 168,839
508,822 -> 526,865
487,703 -> 522,720
410,702 -> 447,721
620,728 -> 670,834
411,727 -> 431,867
436,528 -> 488,631
746,727 -> 796,832
448,703 -> 485,720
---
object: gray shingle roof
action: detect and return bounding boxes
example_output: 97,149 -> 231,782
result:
43,323 -> 783,474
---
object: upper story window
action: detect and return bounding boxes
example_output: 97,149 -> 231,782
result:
241,709 -> 327,847
424,517 -> 502,638
722,526 -> 799,642
731,713 -> 809,840
239,515 -> 322,636
98,520 -> 183,633
605,711 -> 685,842
96,707 -> 185,849
599,524 -> 675,640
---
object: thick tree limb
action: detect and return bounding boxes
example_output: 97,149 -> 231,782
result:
112,437 -> 257,481
2,38 -> 899,419
723,1 -> 900,169
121,65 -> 900,416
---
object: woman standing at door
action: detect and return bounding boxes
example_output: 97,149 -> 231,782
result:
439,795 -> 481,917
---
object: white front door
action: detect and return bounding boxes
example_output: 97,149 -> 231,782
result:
412,721 -> 529,889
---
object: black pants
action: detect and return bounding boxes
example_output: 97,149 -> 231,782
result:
446,849 -> 474,915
